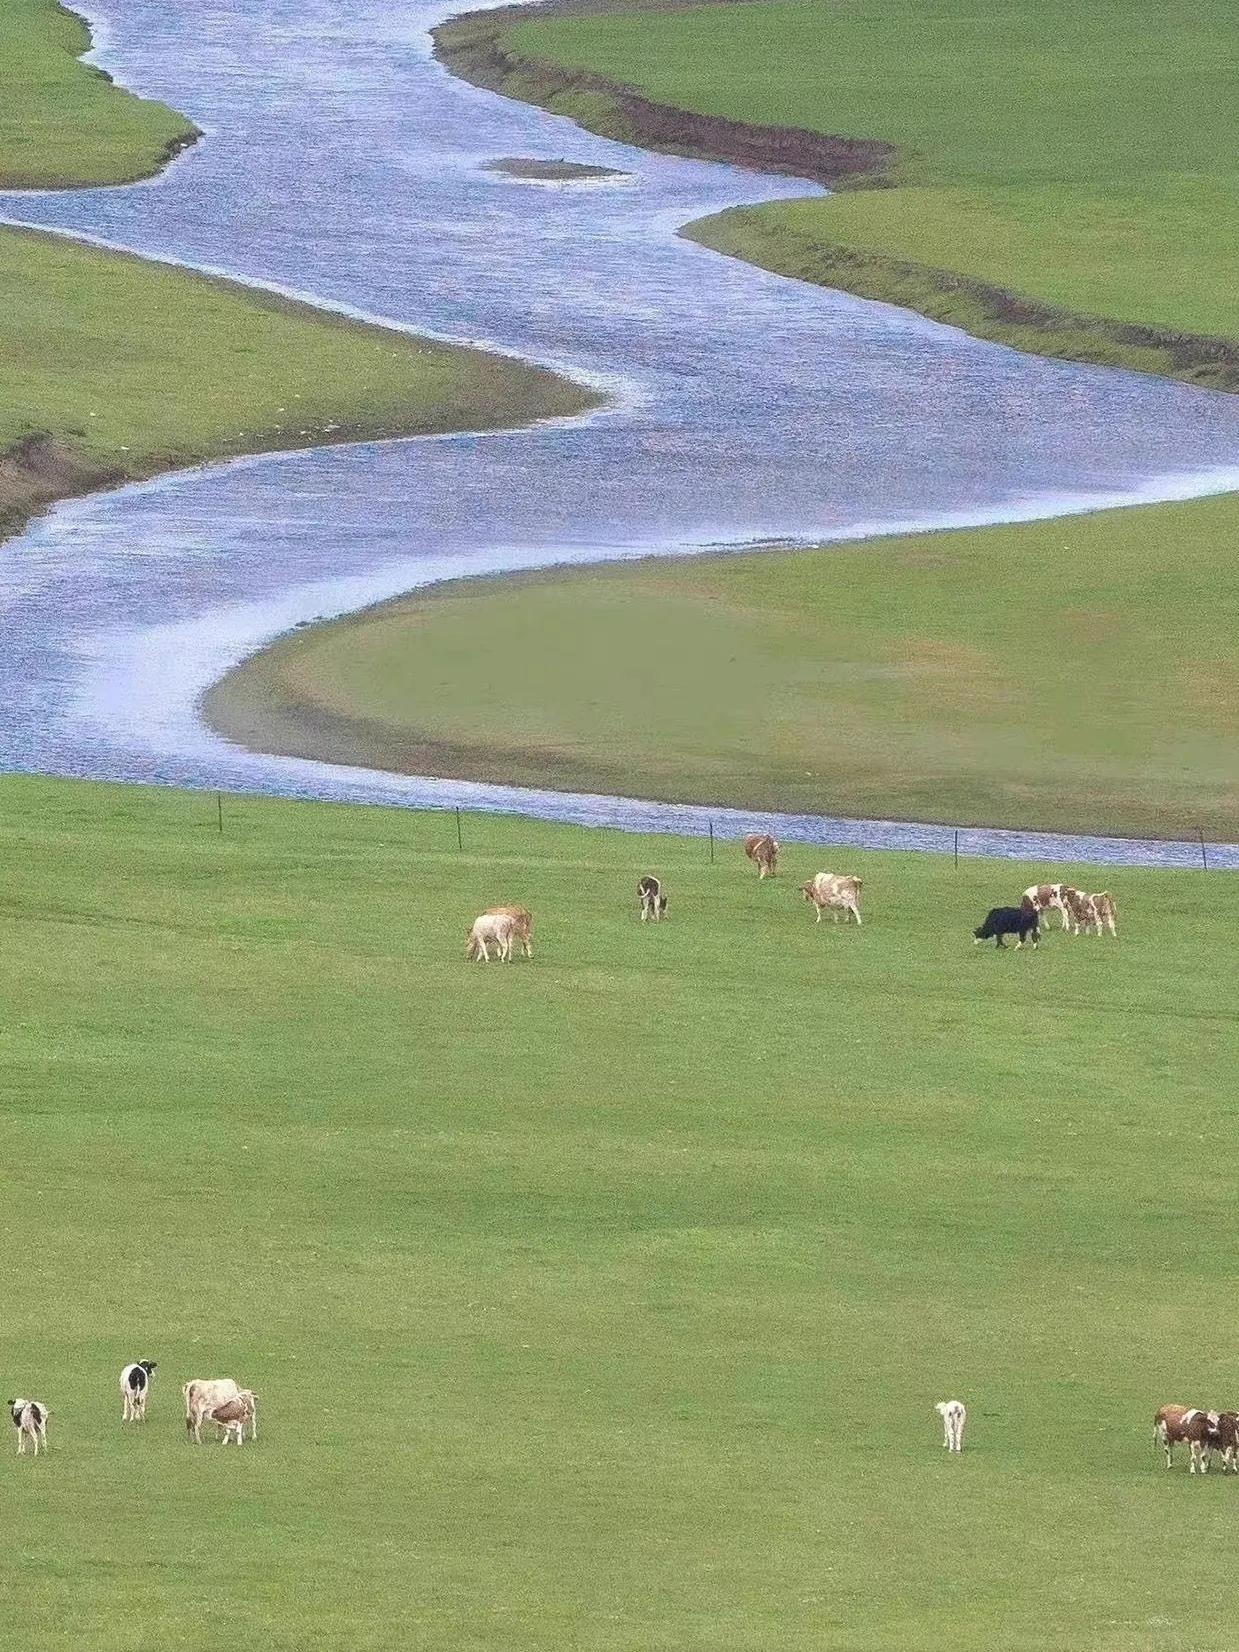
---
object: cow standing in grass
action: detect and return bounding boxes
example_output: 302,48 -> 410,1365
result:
486,905 -> 533,958
466,911 -> 516,962
973,905 -> 1040,948
744,834 -> 779,878
120,1360 -> 157,1422
9,1398 -> 49,1456
1022,883 -> 1071,931
1085,892 -> 1118,937
801,872 -> 862,925
935,1399 -> 966,1453
637,876 -> 667,922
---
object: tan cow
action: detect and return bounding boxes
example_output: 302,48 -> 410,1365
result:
1085,892 -> 1118,937
486,905 -> 533,958
744,834 -> 779,879
801,872 -> 863,925
466,911 -> 516,962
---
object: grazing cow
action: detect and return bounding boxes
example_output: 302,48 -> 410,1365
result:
120,1359 -> 157,1422
637,876 -> 668,922
1085,891 -> 1118,937
935,1399 -> 966,1453
211,1389 -> 258,1447
466,911 -> 516,963
487,905 -> 533,958
1153,1405 -> 1238,1473
9,1397 -> 49,1456
1060,886 -> 1092,935
1021,883 -> 1071,931
973,906 -> 1040,948
184,1377 -> 241,1444
743,834 -> 779,879
801,872 -> 863,925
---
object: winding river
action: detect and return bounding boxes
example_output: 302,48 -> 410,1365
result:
3,0 -> 1238,867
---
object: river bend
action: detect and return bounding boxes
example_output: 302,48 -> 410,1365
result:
2,0 -> 1238,867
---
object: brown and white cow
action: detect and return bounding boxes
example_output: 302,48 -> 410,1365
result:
1085,892 -> 1118,937
744,834 -> 779,879
1022,884 -> 1072,931
1060,887 -> 1092,935
486,905 -> 533,958
211,1389 -> 259,1446
1154,1405 -> 1238,1473
801,872 -> 863,925
637,876 -> 667,922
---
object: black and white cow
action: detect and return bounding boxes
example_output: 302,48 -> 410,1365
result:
637,876 -> 668,922
9,1397 -> 49,1455
973,905 -> 1040,949
120,1360 -> 157,1422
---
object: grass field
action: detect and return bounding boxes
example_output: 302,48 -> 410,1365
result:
1,773 -> 1237,1651
207,492 -> 1239,842
0,1 -> 593,538
0,0 -> 197,188
477,0 -> 1239,384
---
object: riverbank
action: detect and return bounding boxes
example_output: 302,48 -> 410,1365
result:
206,491 -> 1239,844
0,0 -> 597,547
435,0 -> 1239,391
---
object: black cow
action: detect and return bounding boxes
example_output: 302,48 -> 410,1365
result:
973,905 -> 1040,949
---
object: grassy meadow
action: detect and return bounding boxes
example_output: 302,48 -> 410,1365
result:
0,1 -> 593,537
0,773 -> 1237,1651
493,0 -> 1239,383
208,492 -> 1239,842
0,0 -> 197,188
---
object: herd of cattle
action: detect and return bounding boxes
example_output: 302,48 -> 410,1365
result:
16,1375 -> 1222,1472
934,1401 -> 1238,1474
11,837 -> 1132,1469
463,835 -> 1118,959
9,1364 -> 258,1455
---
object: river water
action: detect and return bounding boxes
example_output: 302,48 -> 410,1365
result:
2,0 -> 1237,866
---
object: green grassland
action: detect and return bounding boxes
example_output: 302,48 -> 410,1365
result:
1,773 -> 1236,1651
477,0 -> 1239,385
0,1 -> 593,538
207,492 -> 1239,842
0,0 -> 197,188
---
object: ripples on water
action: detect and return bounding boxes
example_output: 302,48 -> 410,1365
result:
1,0 -> 1237,867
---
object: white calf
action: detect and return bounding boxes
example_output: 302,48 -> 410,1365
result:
935,1399 -> 966,1453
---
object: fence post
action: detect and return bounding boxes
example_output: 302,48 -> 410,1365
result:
1199,827 -> 1209,871
456,807 -> 463,853
709,820 -> 714,864
216,793 -> 224,836
954,829 -> 959,870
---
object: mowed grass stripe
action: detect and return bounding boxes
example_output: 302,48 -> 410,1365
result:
1,775 -> 1237,1650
